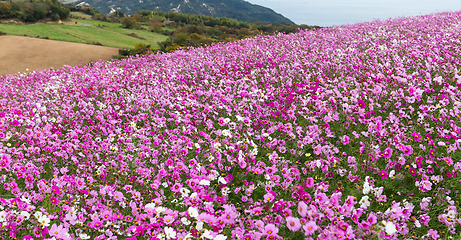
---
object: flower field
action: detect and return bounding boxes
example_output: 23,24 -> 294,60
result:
1,11 -> 461,240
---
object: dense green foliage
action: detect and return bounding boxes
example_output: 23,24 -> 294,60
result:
68,5 -> 100,16
0,0 -> 70,22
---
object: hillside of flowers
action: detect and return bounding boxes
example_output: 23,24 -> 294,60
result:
1,11 -> 461,240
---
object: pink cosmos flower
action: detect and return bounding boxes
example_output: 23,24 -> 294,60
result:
219,209 -> 236,225
344,195 -> 356,208
403,145 -> 413,155
420,180 -> 433,192
263,224 -> 278,237
286,216 -> 301,232
314,192 -> 328,204
49,224 -> 67,238
427,229 -> 440,239
443,157 -> 453,166
164,215 -> 175,225
304,177 -> 314,188
263,192 -> 275,203
298,201 -> 308,217
303,221 -> 318,235
342,135 -> 350,145
367,213 -> 377,225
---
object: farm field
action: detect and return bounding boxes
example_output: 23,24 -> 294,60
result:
0,19 -> 169,49
0,35 -> 118,76
0,11 -> 461,240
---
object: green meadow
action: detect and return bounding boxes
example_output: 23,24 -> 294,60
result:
0,19 -> 169,49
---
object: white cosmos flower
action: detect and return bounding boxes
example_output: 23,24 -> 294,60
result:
389,170 -> 395,178
218,177 -> 227,184
189,192 -> 197,200
202,230 -> 214,239
199,180 -> 210,186
79,233 -> 91,240
222,130 -> 231,137
164,227 -> 176,239
0,211 -> 7,222
180,188 -> 190,197
215,234 -> 227,240
20,211 -> 30,220
385,221 -> 397,235
37,215 -> 51,227
363,182 -> 372,195
188,207 -> 199,218
156,207 -> 166,214
181,217 -> 191,225
196,221 -> 204,231
360,196 -> 370,209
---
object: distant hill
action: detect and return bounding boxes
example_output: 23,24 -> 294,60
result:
72,0 -> 295,24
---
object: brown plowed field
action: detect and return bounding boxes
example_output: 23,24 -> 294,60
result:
0,35 -> 119,76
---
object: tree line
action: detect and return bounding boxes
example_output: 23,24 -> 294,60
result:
0,0 -> 70,22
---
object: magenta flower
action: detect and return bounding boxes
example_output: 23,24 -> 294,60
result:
49,197 -> 59,205
382,147 -> 393,158
342,135 -> 350,145
286,216 -> 301,232
415,156 -> 423,168
51,185 -> 61,195
409,167 -> 417,176
358,99 -> 366,109
134,225 -> 147,236
218,117 -> 226,126
379,170 -> 388,179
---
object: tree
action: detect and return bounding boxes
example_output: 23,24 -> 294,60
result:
148,18 -> 162,32
173,32 -> 188,45
132,13 -> 142,22
111,10 -> 125,18
121,17 -> 137,29
0,2 -> 12,18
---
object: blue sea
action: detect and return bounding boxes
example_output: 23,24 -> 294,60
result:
246,0 -> 461,27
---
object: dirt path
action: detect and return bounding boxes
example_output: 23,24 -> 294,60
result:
0,35 -> 119,76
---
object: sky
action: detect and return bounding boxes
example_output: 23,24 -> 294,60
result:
246,0 -> 461,27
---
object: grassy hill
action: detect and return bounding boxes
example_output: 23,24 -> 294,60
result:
0,18 -> 169,49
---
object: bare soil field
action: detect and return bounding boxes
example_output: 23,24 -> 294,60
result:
0,35 -> 119,76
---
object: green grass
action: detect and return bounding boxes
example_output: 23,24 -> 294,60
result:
69,12 -> 93,20
0,24 -> 85,42
0,19 -> 169,49
63,19 -> 123,28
